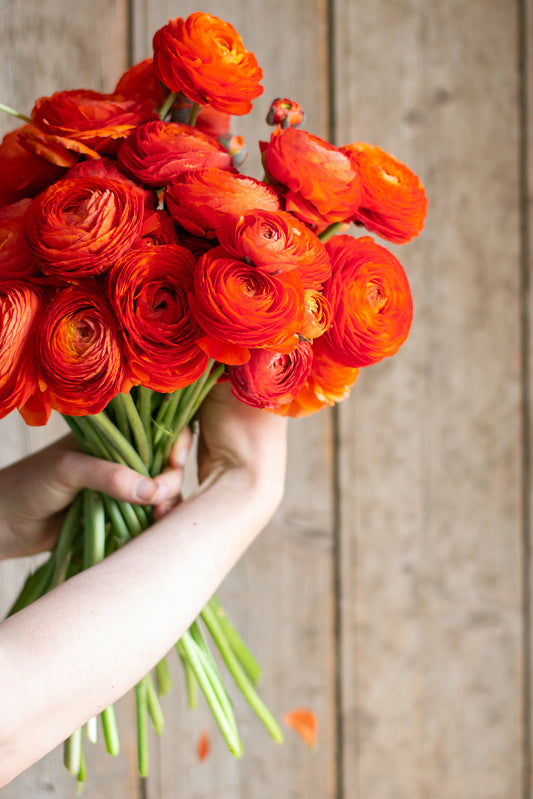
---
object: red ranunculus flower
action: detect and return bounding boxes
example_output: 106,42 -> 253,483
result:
228,340 -> 313,410
118,120 -> 233,186
36,284 -> 129,416
217,209 -> 331,288
165,168 -> 280,238
0,200 -> 40,278
136,209 -> 180,247
190,246 -> 306,364
24,176 -> 145,280
340,142 -> 428,244
108,244 -> 209,392
114,58 -> 168,109
322,234 -> 413,367
0,126 -> 68,206
31,90 -> 158,157
273,338 -> 359,417
262,126 -> 361,230
170,94 -> 232,138
66,157 -> 157,210
0,281 -> 46,420
266,98 -> 305,129
153,12 -> 264,115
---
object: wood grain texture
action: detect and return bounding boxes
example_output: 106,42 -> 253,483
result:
333,1 -> 524,797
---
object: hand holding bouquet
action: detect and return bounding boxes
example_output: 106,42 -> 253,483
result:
0,9 -> 427,789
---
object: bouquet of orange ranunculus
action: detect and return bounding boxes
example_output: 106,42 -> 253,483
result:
0,9 -> 427,788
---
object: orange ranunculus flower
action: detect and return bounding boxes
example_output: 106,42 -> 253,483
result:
114,58 -> 169,109
228,340 -> 313,410
190,246 -> 306,364
0,200 -> 40,278
31,90 -> 157,157
216,209 -> 332,289
108,244 -> 209,392
24,176 -> 145,280
36,284 -> 129,416
152,12 -> 264,115
0,281 -> 46,420
273,338 -> 359,417
262,126 -> 361,230
165,168 -> 280,238
322,234 -> 413,368
340,142 -> 428,244
0,126 -> 68,206
118,120 -> 233,187
266,98 -> 305,129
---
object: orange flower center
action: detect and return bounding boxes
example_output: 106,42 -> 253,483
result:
366,281 -> 387,312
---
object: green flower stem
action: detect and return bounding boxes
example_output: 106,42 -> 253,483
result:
116,500 -> 143,538
201,602 -> 284,743
208,596 -> 261,685
152,390 -> 182,451
101,705 -> 120,756
50,494 -> 83,587
188,102 -> 200,126
155,657 -> 173,696
318,221 -> 346,242
108,395 -> 130,441
118,392 -> 152,469
145,674 -> 166,735
138,386 -> 153,444
83,491 -> 105,570
64,415 -> 121,463
154,362 -> 225,473
87,413 -> 150,476
102,495 -> 131,545
179,631 -> 243,757
0,101 -> 32,123
64,727 -> 83,775
85,716 -> 98,744
158,90 -> 178,120
176,639 -> 198,709
76,747 -> 87,795
190,619 -> 217,671
135,678 -> 150,777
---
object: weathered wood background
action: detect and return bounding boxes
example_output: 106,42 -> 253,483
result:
0,0 -> 530,797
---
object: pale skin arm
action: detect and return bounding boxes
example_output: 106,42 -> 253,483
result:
0,384 -> 287,788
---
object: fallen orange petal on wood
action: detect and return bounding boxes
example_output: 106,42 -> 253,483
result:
283,708 -> 318,749
197,729 -> 211,762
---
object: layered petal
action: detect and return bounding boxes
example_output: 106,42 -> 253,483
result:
24,175 -> 145,280
228,340 -> 313,409
165,168 -> 280,238
108,244 -> 209,392
340,142 -> 428,243
152,12 -> 263,115
217,209 -> 331,288
36,284 -> 128,416
322,234 -> 413,367
118,120 -> 233,186
263,126 -> 361,229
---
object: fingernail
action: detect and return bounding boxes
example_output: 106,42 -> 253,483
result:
135,478 -> 158,501
156,483 -> 170,501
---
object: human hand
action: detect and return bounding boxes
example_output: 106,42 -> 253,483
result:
0,429 -> 192,560
193,381 -> 287,512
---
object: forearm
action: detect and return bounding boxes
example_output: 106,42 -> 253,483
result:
0,462 -> 284,787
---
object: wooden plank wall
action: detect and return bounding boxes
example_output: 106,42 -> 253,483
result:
0,1 -> 529,798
